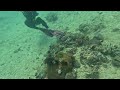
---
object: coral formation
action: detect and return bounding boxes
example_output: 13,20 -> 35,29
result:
112,56 -> 120,67
77,23 -> 105,34
57,32 -> 90,47
35,22 -> 120,79
80,50 -> 108,67
44,51 -> 76,79
89,34 -> 104,46
86,71 -> 99,79
65,71 -> 77,79
37,30 -> 120,79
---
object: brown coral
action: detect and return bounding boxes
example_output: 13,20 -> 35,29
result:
55,52 -> 75,72
44,51 -> 75,79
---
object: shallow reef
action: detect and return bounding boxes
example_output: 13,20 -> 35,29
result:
77,22 -> 106,35
35,24 -> 120,79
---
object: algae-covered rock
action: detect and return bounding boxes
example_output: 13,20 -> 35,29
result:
80,49 -> 107,67
44,51 -> 76,79
86,71 -> 99,79
112,56 -> 120,68
65,72 -> 77,79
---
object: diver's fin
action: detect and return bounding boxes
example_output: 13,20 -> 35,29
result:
35,27 -> 54,37
35,27 -> 65,37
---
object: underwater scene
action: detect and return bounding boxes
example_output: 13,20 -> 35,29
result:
0,11 -> 120,79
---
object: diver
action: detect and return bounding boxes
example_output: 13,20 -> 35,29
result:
22,11 -> 49,29
21,11 -> 65,37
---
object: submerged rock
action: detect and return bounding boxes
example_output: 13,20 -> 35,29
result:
86,71 -> 99,79
65,71 -> 77,79
112,56 -> 120,68
80,49 -> 108,67
73,60 -> 80,68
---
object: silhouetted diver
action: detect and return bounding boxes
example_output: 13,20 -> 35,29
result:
21,11 -> 65,37
22,11 -> 49,28
22,11 -> 56,37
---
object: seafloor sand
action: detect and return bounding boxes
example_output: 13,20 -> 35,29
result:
0,11 -> 120,79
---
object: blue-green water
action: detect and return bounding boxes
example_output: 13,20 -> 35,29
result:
0,11 -> 120,79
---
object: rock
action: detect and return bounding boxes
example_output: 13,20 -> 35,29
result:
112,56 -> 120,68
80,50 -> 107,67
86,71 -> 99,79
93,33 -> 104,42
73,60 -> 80,68
65,72 -> 77,79
88,33 -> 104,47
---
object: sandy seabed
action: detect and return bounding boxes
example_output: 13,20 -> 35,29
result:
0,11 -> 120,79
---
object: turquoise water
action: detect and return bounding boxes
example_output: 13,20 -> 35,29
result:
0,11 -> 120,79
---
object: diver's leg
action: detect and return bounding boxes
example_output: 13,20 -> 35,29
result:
25,20 -> 36,28
35,17 -> 49,28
